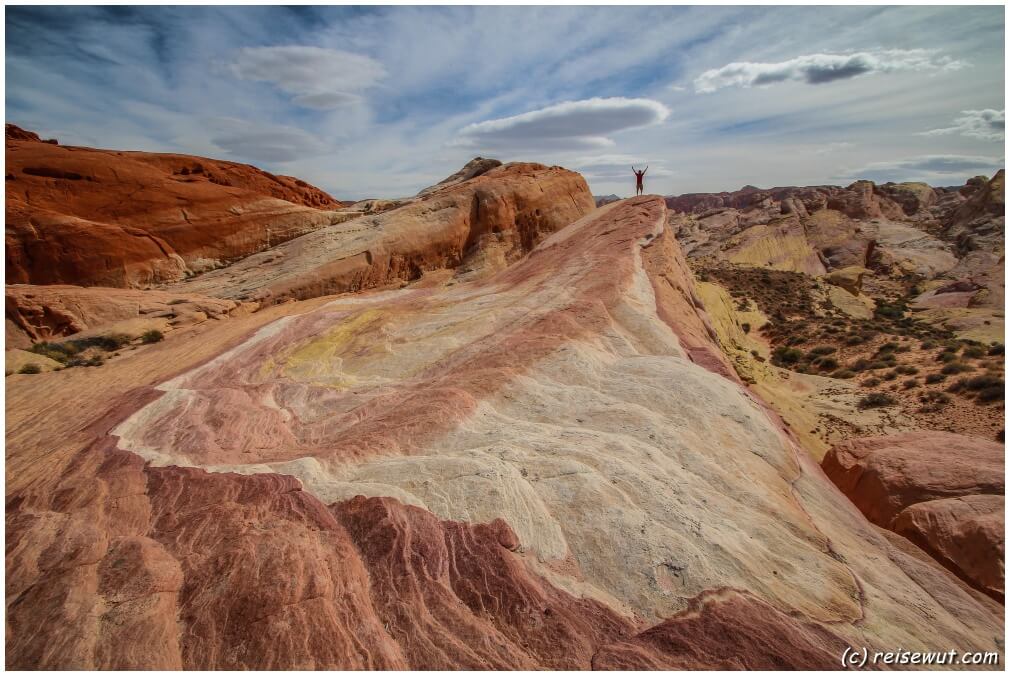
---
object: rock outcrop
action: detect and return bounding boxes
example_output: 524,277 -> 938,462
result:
7,197 -> 1001,668
823,431 -> 1004,600
167,162 -> 596,304
5,125 -> 345,288
5,284 -> 250,349
417,157 -> 502,196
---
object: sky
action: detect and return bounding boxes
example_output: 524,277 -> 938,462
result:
6,5 -> 1005,200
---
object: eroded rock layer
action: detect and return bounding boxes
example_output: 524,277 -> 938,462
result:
6,197 -> 1003,669
166,162 -> 595,304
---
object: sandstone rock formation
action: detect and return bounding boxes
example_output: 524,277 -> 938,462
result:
166,162 -> 595,304
6,284 -> 250,349
7,197 -> 1001,668
823,431 -> 1004,600
5,125 -> 345,288
417,156 -> 502,196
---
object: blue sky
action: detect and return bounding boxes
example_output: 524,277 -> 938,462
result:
6,5 -> 1005,199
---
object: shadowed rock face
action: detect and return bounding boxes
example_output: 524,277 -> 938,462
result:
6,197 -> 1002,668
823,431 -> 1004,600
5,125 -> 345,288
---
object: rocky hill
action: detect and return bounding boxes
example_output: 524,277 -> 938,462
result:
4,135 -> 1004,669
5,124 -> 346,288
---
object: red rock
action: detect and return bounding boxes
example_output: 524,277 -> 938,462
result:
5,126 -> 345,288
893,495 -> 1004,602
821,431 -> 1004,527
592,589 -> 848,670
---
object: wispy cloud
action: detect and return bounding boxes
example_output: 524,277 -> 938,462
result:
814,141 -> 854,155
694,49 -> 966,93
206,117 -> 325,162
920,108 -> 1004,141
839,154 -> 1003,182
455,97 -> 669,151
229,45 -> 386,110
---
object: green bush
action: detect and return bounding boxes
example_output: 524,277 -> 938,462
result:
809,345 -> 836,356
17,363 -> 41,375
920,340 -> 935,350
894,365 -> 919,375
832,369 -> 855,379
859,392 -> 897,409
141,329 -> 164,344
877,342 -> 899,353
902,378 -> 919,389
815,357 -> 839,370
863,377 -> 881,387
924,373 -> 946,384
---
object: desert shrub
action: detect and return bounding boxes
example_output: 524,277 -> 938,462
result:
965,375 -> 1003,391
977,386 -> 1005,403
859,392 -> 897,409
894,365 -> 919,375
962,345 -> 986,359
941,362 -> 973,375
920,340 -> 935,350
815,357 -> 839,370
772,346 -> 804,365
947,378 -> 969,393
868,360 -> 890,370
902,378 -> 919,389
851,358 -> 870,372
863,377 -> 881,387
937,351 -> 959,363
924,373 -> 946,384
17,363 -> 41,375
883,370 -> 898,381
874,302 -> 905,319
877,342 -> 899,354
920,391 -> 951,404
845,335 -> 864,346
809,345 -> 836,356
141,329 -> 164,344
832,369 -> 855,379
741,322 -> 751,334
988,343 -> 1004,356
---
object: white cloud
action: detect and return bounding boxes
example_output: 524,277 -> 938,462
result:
920,109 -> 1004,141
456,97 -> 669,151
229,45 -> 385,109
694,49 -> 966,93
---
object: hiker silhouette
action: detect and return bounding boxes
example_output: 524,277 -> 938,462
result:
633,166 -> 648,195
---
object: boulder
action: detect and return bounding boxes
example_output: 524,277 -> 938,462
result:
822,431 -> 1003,528
893,494 -> 1004,601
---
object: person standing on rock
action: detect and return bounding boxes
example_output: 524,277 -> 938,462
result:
632,166 -> 648,196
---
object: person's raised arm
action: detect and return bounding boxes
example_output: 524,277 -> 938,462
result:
644,166 -> 649,174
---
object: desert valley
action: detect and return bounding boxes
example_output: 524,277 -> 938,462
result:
4,119 -> 1005,669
